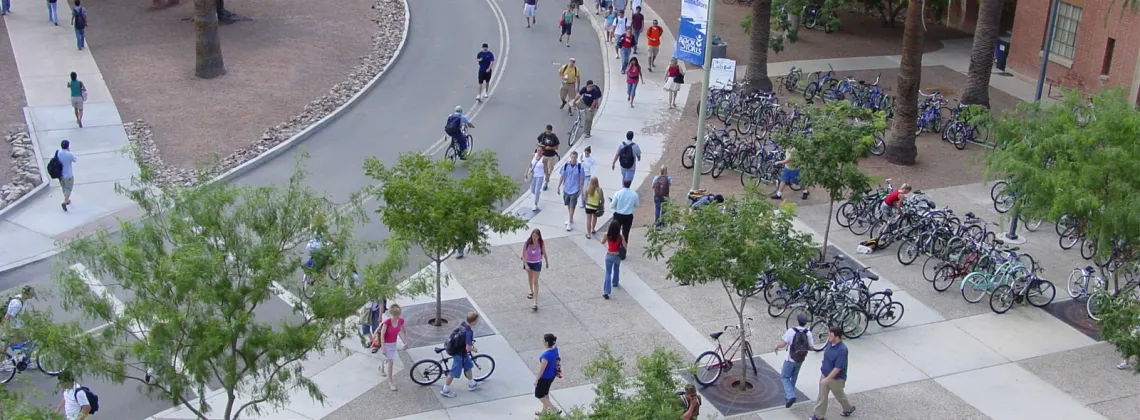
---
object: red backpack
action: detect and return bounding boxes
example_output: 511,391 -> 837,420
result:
653,176 -> 670,198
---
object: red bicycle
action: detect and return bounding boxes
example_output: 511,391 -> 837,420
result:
693,318 -> 758,386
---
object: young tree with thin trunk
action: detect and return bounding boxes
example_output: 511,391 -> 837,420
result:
539,346 -> 689,419
960,0 -> 1006,108
886,0 -> 925,165
365,151 -> 526,329
194,0 -> 225,79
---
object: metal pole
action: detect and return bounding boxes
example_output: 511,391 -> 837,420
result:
690,0 -> 717,192
1009,0 -> 1059,241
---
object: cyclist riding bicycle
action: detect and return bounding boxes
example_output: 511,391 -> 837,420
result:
444,106 -> 475,160
3,285 -> 36,348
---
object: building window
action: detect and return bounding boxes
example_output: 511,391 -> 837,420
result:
1050,2 -> 1082,60
1101,38 -> 1115,76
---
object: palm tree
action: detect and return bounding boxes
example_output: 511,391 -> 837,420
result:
886,0 -> 925,165
742,0 -> 775,93
960,0 -> 1006,108
194,0 -> 226,79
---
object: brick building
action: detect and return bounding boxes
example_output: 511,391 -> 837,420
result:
1007,0 -> 1140,104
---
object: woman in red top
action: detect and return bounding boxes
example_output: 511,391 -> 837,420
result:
626,57 -> 641,108
600,222 -> 626,299
880,183 -> 912,218
663,58 -> 683,108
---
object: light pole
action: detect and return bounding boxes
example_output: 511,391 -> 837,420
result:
689,0 -> 717,193
1007,0 -> 1060,241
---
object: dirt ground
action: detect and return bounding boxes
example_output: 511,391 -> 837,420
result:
632,65 -> 1021,223
0,18 -> 27,188
90,0 -> 377,169
647,0 -> 968,64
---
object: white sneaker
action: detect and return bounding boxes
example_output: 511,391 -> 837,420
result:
482,92 -> 489,99
615,54 -> 620,59
1118,361 -> 1130,370
476,94 -> 481,100
468,381 -> 480,391
532,205 -> 540,212
565,221 -> 572,231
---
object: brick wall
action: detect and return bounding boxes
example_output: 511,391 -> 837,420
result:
1008,0 -> 1140,101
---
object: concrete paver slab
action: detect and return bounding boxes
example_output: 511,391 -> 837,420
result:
29,102 -> 123,131
863,290 -> 946,333
464,272 -> 549,316
788,379 -> 989,420
1089,395 -> 1140,420
420,335 -> 535,409
6,181 -> 134,236
22,74 -> 113,107
874,322 -> 1008,378
937,363 -> 1109,420
952,307 -> 1095,361
0,220 -> 57,269
35,124 -> 130,156
1017,342 -> 1138,405
490,304 -> 594,353
564,296 -> 664,340
549,384 -> 598,414
444,393 -> 549,419
834,336 -> 929,395
287,352 -> 389,419
40,151 -> 137,184
322,378 -> 445,420
387,410 -> 452,420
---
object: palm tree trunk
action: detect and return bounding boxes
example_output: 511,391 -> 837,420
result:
887,0 -> 925,166
743,0 -> 774,93
194,0 -> 226,79
961,0 -> 1005,107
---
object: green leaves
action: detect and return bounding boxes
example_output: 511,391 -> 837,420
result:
1094,294 -> 1140,374
541,345 -> 688,420
776,102 -> 883,203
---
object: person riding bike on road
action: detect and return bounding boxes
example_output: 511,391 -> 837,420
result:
445,106 -> 475,160
3,286 -> 36,348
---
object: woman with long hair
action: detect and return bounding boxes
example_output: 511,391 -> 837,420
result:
583,176 -> 604,238
521,228 -> 549,310
527,148 -> 546,212
626,57 -> 641,108
664,57 -> 684,109
599,222 -> 625,299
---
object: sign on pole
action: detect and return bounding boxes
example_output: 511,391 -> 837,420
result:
675,0 -> 709,66
709,58 -> 736,90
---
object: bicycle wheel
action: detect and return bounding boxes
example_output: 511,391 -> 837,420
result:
471,354 -> 496,381
960,272 -> 990,303
444,144 -> 458,161
681,145 -> 696,169
34,347 -> 65,376
1086,293 -> 1107,321
744,341 -> 759,375
1059,230 -> 1080,250
809,321 -> 829,351
784,304 -> 810,329
767,297 -> 789,318
567,122 -> 580,147
841,308 -> 869,339
1080,238 -> 1096,260
1065,269 -> 1086,299
300,274 -> 316,299
836,202 -> 857,228
1020,214 -> 1043,232
1055,214 -> 1076,236
803,82 -> 820,101
870,220 -> 894,248
1018,254 -> 1037,274
848,213 -> 875,236
922,256 -> 942,281
1026,280 -> 1056,307
466,134 -> 475,153
933,264 -> 957,292
0,356 -> 16,384
409,359 -> 444,386
989,285 -> 1015,314
870,134 -> 886,156
693,351 -> 724,386
897,239 -> 921,265
875,302 -> 905,328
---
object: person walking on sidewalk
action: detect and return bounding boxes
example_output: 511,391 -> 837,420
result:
625,57 -> 641,107
47,0 -> 59,25
377,303 -> 408,391
600,222 -> 624,298
536,125 -> 560,190
440,312 -> 481,398
618,28 -> 634,74
521,229 -> 549,311
610,179 -> 639,245
613,0 -> 626,13
558,59 -> 581,112
574,81 -> 601,138
771,146 -> 809,200
527,149 -> 546,212
612,10 -> 628,58
651,166 -> 671,225
71,0 -> 87,51
811,326 -> 856,420
645,19 -> 663,71
67,72 -> 86,127
630,6 -> 644,54
523,0 -> 537,28
0,0 -> 9,16
775,313 -> 815,408
603,7 -> 616,43
583,176 -> 604,237
612,130 -> 641,183
55,371 -> 93,420
55,140 -> 78,211
558,4 -> 574,47
557,151 -> 585,232
664,58 -> 684,108
476,43 -> 495,101
578,146 -> 597,207
533,333 -> 561,416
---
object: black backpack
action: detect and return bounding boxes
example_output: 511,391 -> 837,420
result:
789,327 -> 810,363
47,151 -> 63,179
618,143 -> 636,169
444,115 -> 462,136
73,8 -> 87,29
445,324 -> 469,355
75,387 -> 100,414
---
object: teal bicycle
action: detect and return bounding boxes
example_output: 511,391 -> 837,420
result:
960,258 -> 1029,303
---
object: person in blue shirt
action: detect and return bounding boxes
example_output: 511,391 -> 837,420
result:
445,106 -> 474,159
533,333 -> 560,415
812,326 -> 855,420
557,151 -> 586,232
476,43 -> 495,101
441,312 -> 481,398
689,194 -> 724,212
56,140 -> 78,211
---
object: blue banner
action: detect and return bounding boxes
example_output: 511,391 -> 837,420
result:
675,0 -> 709,66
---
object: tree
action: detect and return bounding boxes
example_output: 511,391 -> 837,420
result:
861,0 -> 908,27
886,0 -> 925,165
194,0 -> 225,79
0,386 -> 64,420
1095,294 -> 1140,374
960,0 -> 1006,108
365,151 -> 526,328
645,191 -> 816,387
539,345 -> 688,420
23,160 -> 408,420
741,0 -> 776,93
774,102 -> 882,258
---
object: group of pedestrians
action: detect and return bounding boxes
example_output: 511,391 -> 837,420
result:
775,316 -> 857,419
2,0 -> 87,49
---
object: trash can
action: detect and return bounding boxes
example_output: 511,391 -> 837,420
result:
994,37 -> 1011,72
709,35 -> 728,61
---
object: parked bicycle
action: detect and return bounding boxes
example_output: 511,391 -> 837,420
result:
693,319 -> 758,386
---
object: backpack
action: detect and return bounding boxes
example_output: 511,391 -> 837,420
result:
73,8 -> 87,29
444,115 -> 462,136
562,163 -> 582,180
445,324 -> 469,355
75,387 -> 100,414
618,143 -> 636,169
789,327 -> 810,363
47,151 -> 63,179
653,176 -> 670,198
555,357 -> 563,379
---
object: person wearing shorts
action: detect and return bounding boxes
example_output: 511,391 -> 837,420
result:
476,43 -> 495,100
558,5 -> 574,47
880,184 -> 912,218
440,312 -> 481,398
377,304 -> 408,391
55,140 -> 78,211
536,125 -> 560,190
67,72 -> 85,127
523,0 -> 536,27
558,151 -> 585,232
645,19 -> 663,70
558,58 -> 580,112
533,333 -> 560,416
522,230 -> 548,311
770,148 -> 808,200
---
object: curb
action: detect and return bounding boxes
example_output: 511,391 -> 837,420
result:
0,108 -> 52,218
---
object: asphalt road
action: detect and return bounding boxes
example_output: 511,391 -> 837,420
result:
0,0 -> 604,418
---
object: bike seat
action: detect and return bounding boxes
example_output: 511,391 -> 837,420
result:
764,268 -> 776,275
964,212 -> 976,219
709,331 -> 724,340
865,273 -> 880,281
883,288 -> 893,297
434,347 -> 448,354
833,255 -> 846,261
1085,265 -> 1096,273
993,239 -> 1005,245
1006,247 -> 1020,252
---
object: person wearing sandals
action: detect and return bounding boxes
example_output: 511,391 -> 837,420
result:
534,333 -> 561,416
522,229 -> 549,311
600,222 -> 625,299
811,326 -> 856,420
664,58 -> 684,109
583,176 -> 604,238
377,304 -> 409,391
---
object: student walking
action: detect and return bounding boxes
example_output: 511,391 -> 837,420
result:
533,333 -> 561,416
630,6 -> 644,54
612,130 -> 642,183
682,384 -> 702,420
557,151 -> 585,231
47,0 -> 59,25
521,229 -> 549,311
574,81 -> 602,138
664,58 -> 684,108
536,125 -> 560,190
68,72 -> 86,127
558,5 -> 574,47
812,327 -> 856,420
651,166 -> 671,225
53,140 -> 78,211
610,179 -> 639,245
578,146 -> 597,206
377,304 -> 409,391
600,222 -> 625,298
625,57 -> 641,107
55,371 -> 93,420
71,0 -> 87,50
527,149 -> 546,211
558,59 -> 581,112
603,7 -> 616,43
612,10 -> 628,57
440,312 -> 482,397
583,176 -> 604,238
523,0 -> 536,27
775,313 -> 815,408
618,29 -> 634,74
645,19 -> 663,70
0,0 -> 9,16
476,43 -> 495,101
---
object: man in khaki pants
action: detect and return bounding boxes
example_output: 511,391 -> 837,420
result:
558,58 -> 581,113
811,326 -> 856,420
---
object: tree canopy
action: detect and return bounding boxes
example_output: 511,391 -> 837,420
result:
539,345 -> 689,420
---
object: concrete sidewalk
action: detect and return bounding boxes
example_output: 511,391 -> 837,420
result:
0,9 -> 138,271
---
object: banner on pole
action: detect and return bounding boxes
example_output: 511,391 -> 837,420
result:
675,0 -> 709,66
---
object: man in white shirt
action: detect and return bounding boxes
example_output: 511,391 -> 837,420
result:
612,10 -> 628,59
56,371 -> 93,420
579,146 -> 597,208
4,286 -> 35,347
774,313 -> 815,408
